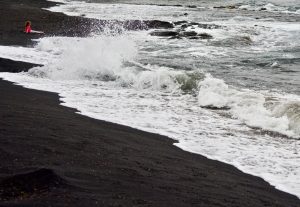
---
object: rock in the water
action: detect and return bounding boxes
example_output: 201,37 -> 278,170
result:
198,33 -> 213,39
150,30 -> 179,37
186,5 -> 197,8
150,29 -> 213,40
188,36 -> 201,40
181,31 -> 198,37
227,5 -> 236,9
213,5 -> 236,9
174,21 -> 188,26
144,20 -> 174,29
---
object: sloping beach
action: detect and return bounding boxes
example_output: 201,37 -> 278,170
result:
0,0 -> 300,206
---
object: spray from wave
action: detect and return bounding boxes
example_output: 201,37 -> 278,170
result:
28,33 -> 186,92
29,35 -> 137,80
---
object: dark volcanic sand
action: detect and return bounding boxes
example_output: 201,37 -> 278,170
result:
0,0 -> 300,206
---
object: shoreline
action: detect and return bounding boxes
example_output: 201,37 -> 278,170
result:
0,0 -> 300,206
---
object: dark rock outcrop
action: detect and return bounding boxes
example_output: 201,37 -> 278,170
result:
150,30 -> 213,39
0,168 -> 66,201
150,30 -> 179,37
198,33 -> 213,39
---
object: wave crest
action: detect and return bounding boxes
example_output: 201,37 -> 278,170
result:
198,75 -> 300,138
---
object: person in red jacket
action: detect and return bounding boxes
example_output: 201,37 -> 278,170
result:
24,21 -> 32,33
24,21 -> 44,34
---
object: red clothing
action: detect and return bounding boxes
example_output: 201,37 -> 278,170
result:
25,25 -> 31,33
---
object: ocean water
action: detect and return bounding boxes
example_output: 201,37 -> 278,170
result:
0,0 -> 300,198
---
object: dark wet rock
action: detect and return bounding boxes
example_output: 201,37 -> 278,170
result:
214,5 -> 236,9
256,62 -> 270,67
186,5 -> 197,8
198,33 -> 213,39
144,20 -> 174,29
214,6 -> 224,8
157,4 -> 182,7
201,105 -> 231,110
150,29 -> 213,39
227,5 -> 236,9
174,21 -> 188,25
150,30 -> 179,37
181,31 -> 198,37
0,168 -> 66,201
188,36 -> 201,40
241,36 -> 252,42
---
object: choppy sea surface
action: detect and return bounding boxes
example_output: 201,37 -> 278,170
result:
0,0 -> 299,197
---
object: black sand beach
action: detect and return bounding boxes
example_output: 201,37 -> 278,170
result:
0,1 -> 300,206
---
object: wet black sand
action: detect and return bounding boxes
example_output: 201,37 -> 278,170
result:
0,0 -> 300,206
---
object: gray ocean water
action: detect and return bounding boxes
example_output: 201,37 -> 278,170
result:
86,0 -> 300,95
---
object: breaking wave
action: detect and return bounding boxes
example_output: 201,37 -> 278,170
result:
26,34 -> 300,139
198,75 -> 300,138
28,34 -> 206,93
